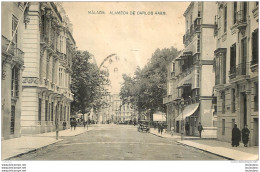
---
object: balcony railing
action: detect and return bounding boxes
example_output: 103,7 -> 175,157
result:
2,36 -> 15,56
2,36 -> 24,58
251,59 -> 258,66
194,18 -> 201,32
229,62 -> 249,79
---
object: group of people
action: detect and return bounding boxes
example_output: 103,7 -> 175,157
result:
157,123 -> 164,134
232,124 -> 250,147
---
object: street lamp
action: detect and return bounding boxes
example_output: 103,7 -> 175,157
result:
180,98 -> 185,141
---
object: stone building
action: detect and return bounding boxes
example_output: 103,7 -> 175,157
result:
214,2 -> 258,146
21,2 -> 75,134
1,2 -> 29,139
164,2 -> 217,138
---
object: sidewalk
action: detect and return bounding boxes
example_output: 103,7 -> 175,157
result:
2,126 -> 92,160
150,129 -> 259,160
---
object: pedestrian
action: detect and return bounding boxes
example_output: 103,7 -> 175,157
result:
185,122 -> 190,136
232,124 -> 241,147
73,120 -> 77,130
158,123 -> 160,133
62,121 -> 67,130
198,122 -> 204,138
242,124 -> 250,147
171,126 -> 174,136
160,123 -> 163,134
70,119 -> 74,131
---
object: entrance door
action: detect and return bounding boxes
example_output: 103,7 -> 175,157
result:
240,92 -> 247,128
254,118 -> 258,146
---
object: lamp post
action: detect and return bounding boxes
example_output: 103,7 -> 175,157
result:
180,98 -> 185,141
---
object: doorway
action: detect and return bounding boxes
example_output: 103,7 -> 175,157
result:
254,118 -> 258,146
240,92 -> 247,128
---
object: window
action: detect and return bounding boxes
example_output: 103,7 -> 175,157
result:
11,66 -> 19,98
254,82 -> 258,111
51,102 -> 54,121
198,11 -> 201,17
243,2 -> 247,22
12,15 -> 18,47
231,88 -> 236,112
45,100 -> 48,121
38,98 -> 42,123
241,38 -> 247,75
46,56 -> 49,79
224,6 -> 227,33
52,59 -> 56,82
59,68 -> 63,86
216,51 -> 227,84
222,119 -> 225,135
252,29 -> 258,65
10,106 -> 15,135
221,91 -> 225,114
230,44 -> 236,77
233,2 -> 237,24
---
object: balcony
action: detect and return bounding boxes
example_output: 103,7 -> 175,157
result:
194,18 -> 201,32
229,62 -> 250,82
2,36 -> 24,63
236,10 -> 247,32
250,59 -> 258,72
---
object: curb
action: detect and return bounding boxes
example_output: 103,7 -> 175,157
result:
176,141 -> 233,160
149,132 -> 232,160
4,139 -> 64,160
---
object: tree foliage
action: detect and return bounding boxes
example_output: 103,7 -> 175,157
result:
71,51 -> 110,115
120,47 -> 179,116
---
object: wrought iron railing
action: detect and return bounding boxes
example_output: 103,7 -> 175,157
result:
2,36 -> 15,55
229,62 -> 249,79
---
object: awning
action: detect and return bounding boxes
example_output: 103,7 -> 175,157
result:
176,103 -> 199,121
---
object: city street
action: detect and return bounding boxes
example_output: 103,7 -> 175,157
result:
11,125 -> 224,160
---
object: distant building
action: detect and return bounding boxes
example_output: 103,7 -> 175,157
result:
214,2 -> 258,146
1,2 -> 29,139
20,2 -> 75,134
164,2 -> 217,138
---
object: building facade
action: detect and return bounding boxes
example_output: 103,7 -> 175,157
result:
1,2 -> 29,140
214,2 -> 258,146
21,2 -> 74,134
164,2 -> 217,138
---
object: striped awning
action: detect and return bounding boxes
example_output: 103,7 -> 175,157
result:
176,103 -> 199,121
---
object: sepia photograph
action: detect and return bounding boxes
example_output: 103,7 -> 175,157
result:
1,1 -> 259,171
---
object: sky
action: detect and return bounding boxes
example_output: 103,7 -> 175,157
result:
63,2 -> 190,76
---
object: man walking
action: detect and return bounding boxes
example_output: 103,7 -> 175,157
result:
198,122 -> 203,138
185,122 -> 190,136
232,124 -> 241,147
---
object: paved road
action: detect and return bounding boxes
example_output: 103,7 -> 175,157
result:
12,125 -> 225,160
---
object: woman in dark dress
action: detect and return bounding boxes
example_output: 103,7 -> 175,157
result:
232,124 -> 241,147
242,125 -> 250,147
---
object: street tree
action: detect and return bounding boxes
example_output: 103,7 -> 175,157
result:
71,51 -> 110,120
120,47 -> 179,119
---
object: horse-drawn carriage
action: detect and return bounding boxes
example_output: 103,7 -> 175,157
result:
137,120 -> 150,133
